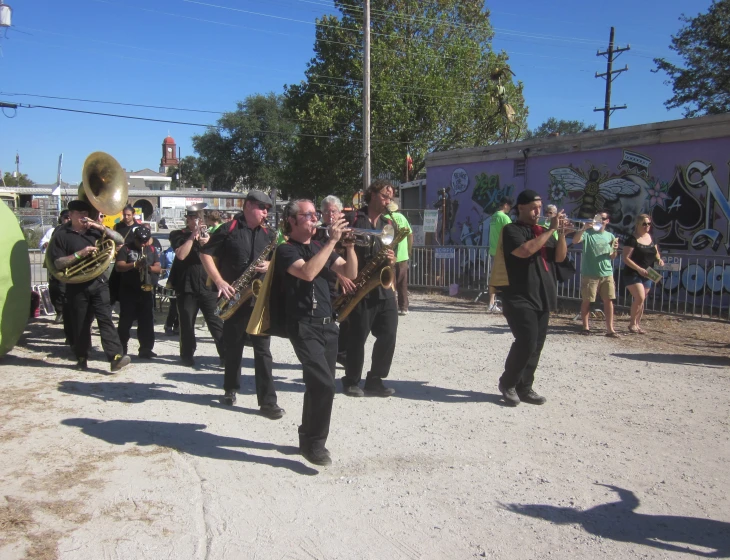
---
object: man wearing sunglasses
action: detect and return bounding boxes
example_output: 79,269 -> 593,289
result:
200,190 -> 284,419
573,213 -> 620,337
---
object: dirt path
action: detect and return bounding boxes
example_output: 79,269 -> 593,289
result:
1,294 -> 729,559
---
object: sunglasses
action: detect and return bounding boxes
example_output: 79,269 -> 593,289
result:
254,202 -> 271,211
641,222 -> 651,226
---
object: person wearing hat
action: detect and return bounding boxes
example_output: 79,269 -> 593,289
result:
494,189 -> 568,406
386,201 -> 413,316
47,199 -> 131,372
115,226 -> 161,359
168,203 -> 225,367
200,190 -> 285,419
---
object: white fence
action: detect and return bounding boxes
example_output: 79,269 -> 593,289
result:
410,245 -> 730,321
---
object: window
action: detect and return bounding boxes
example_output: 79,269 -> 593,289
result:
513,160 -> 525,177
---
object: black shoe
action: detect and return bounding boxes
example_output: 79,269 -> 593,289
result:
518,389 -> 547,405
342,384 -> 365,397
75,358 -> 88,371
219,357 -> 225,368
336,353 -> 347,368
222,390 -> 236,406
301,446 -> 332,467
499,383 -> 521,406
138,350 -> 157,359
259,403 -> 285,419
111,354 -> 131,373
363,378 -> 395,397
54,313 -> 63,324
181,357 -> 195,367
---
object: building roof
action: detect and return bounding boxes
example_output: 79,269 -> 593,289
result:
164,136 -> 176,145
128,168 -> 168,178
0,186 -> 248,199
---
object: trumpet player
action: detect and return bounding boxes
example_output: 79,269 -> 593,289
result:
169,205 -> 225,368
495,190 -> 568,406
47,199 -> 130,372
341,179 -> 399,398
276,199 -> 357,465
199,191 -> 284,419
115,226 -> 161,359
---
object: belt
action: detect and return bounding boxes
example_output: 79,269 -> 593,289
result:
298,316 -> 333,325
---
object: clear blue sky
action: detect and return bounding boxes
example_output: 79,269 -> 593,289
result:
0,0 -> 712,185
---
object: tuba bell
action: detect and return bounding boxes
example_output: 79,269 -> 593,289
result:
46,152 -> 128,284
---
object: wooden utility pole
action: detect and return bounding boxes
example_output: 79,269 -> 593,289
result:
594,27 -> 629,130
363,0 -> 371,190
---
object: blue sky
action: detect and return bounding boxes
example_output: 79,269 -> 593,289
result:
0,0 -> 713,184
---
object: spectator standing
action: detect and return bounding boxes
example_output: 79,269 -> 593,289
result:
386,202 -> 413,316
487,196 -> 514,312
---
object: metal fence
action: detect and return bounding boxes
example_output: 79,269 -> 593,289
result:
410,245 -> 730,321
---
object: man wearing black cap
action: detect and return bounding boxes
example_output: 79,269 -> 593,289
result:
168,205 -> 225,367
494,190 -> 567,406
47,200 -> 131,372
115,226 -> 161,359
200,190 -> 284,419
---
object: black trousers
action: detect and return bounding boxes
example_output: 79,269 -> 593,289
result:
117,290 -> 155,354
499,303 -> 550,392
337,317 -> 349,361
48,277 -> 73,344
223,304 -> 277,406
165,297 -> 179,329
289,320 -> 338,451
66,281 -> 124,361
343,295 -> 398,386
176,290 -> 225,361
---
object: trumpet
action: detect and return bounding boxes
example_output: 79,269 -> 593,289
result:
537,214 -> 603,232
314,222 -> 395,246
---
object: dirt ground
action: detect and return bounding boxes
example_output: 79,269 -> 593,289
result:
1,293 -> 729,559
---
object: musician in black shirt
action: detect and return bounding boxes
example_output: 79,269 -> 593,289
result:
115,226 -> 161,359
47,199 -> 130,372
200,191 -> 283,419
169,206 -> 224,367
341,179 -> 398,398
275,199 -> 357,466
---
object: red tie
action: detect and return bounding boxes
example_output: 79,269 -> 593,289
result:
531,225 -> 549,271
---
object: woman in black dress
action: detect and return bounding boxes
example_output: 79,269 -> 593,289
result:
622,213 -> 664,334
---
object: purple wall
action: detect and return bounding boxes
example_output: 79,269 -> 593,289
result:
427,137 -> 730,257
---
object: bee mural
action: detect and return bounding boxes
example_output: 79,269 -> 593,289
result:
550,166 -> 640,219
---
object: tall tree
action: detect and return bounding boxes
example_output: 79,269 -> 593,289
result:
284,0 -> 527,200
192,93 -> 295,192
167,156 -> 205,190
525,118 -> 597,138
654,0 -> 730,118
2,172 -> 34,187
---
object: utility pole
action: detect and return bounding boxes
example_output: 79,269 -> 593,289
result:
594,27 -> 629,130
363,0 -> 371,190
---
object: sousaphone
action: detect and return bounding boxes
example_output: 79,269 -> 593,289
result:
46,152 -> 129,283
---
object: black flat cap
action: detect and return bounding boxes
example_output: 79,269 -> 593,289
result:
245,190 -> 273,207
68,199 -> 92,212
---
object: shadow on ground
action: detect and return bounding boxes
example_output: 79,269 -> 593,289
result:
61,417 -> 317,475
502,485 -> 730,557
611,353 -> 730,368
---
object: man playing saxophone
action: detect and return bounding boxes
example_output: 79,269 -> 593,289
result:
341,179 -> 398,397
47,199 -> 131,372
200,191 -> 284,419
275,199 -> 357,466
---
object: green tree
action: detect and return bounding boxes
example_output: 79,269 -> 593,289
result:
654,0 -> 730,118
283,0 -> 527,200
2,172 -> 34,187
167,156 -> 205,190
192,93 -> 295,193
525,118 -> 597,138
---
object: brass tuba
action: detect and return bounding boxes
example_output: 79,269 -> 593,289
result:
46,152 -> 128,283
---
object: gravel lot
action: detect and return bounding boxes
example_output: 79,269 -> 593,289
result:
1,293 -> 729,559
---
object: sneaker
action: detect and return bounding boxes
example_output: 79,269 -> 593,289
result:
110,354 -> 131,373
259,403 -> 285,419
489,304 -> 502,313
75,358 -> 88,371
138,350 -> 157,359
301,446 -> 332,467
363,378 -> 395,397
222,390 -> 237,406
164,327 -> 175,336
517,389 -> 547,405
398,309 -> 408,316
498,382 -> 520,406
342,384 -> 365,397
181,357 -> 195,367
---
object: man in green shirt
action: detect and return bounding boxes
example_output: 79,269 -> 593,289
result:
487,197 -> 514,312
387,202 -> 413,315
572,212 -> 619,336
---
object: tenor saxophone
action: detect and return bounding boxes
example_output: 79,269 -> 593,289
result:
333,225 -> 409,322
214,235 -> 279,321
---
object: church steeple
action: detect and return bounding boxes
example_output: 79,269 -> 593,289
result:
160,135 -> 179,173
